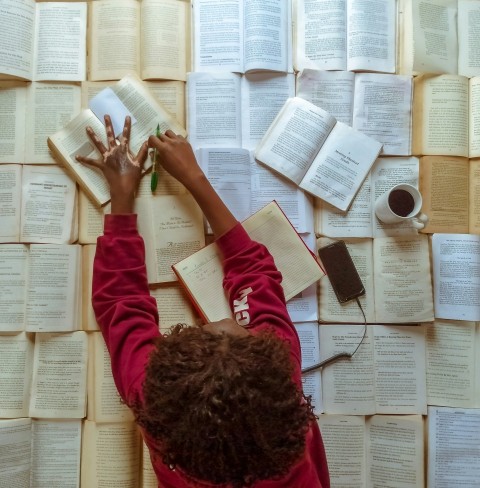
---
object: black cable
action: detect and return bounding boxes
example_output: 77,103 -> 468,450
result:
301,297 -> 367,374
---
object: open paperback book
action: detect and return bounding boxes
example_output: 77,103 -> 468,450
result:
255,97 -> 382,212
172,201 -> 324,323
48,74 -> 186,207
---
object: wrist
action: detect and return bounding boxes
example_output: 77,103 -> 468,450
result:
110,193 -> 135,214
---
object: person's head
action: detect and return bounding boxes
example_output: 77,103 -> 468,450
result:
135,320 -> 315,487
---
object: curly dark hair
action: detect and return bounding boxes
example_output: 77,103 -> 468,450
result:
134,324 -> 316,488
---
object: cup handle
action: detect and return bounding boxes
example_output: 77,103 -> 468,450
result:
412,212 -> 429,230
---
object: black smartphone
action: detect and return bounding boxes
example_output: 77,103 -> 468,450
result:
318,241 -> 365,303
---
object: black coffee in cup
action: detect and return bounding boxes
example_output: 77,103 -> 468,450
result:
388,189 -> 415,217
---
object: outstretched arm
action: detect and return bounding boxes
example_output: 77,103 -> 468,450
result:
148,130 -> 238,237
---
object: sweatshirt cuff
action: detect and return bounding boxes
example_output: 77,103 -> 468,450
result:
103,214 -> 138,236
216,223 -> 252,257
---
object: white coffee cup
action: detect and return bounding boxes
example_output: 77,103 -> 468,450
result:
374,184 -> 429,230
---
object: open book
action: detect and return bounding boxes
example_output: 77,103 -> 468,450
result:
0,164 -> 78,244
318,414 -> 424,487
48,74 -> 186,207
296,70 -> 413,156
0,0 -> 86,82
419,156 -> 480,234
432,233 -> 480,321
320,324 -> 427,415
192,0 -> 292,73
0,244 -> 82,333
172,201 -> 324,323
315,157 -> 421,238
294,0 -> 396,73
255,97 -> 383,212
0,81 -> 81,164
0,331 -> 87,419
88,0 -> 189,82
412,74 -> 480,157
398,0 -> 480,77
0,417 -> 82,487
317,236 -> 434,324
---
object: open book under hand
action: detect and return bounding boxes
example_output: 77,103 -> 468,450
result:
255,97 -> 383,212
172,201 -> 324,323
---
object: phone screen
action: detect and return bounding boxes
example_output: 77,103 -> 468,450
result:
318,241 -> 365,303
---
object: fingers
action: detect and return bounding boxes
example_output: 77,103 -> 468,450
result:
75,155 -> 102,169
86,126 -> 108,155
120,116 -> 131,149
136,141 -> 149,169
104,115 -> 117,149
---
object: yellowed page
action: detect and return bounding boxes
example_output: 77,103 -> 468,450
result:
366,414 -> 424,488
0,332 -> 34,418
469,158 -> 480,233
317,237 -> 375,323
0,82 -> 27,163
80,80 -> 111,108
0,418 -> 32,486
141,0 -> 188,81
469,76 -> 480,157
0,164 -> 22,242
419,155 -> 469,234
82,244 -> 100,331
145,80 -> 186,127
88,0 -> 141,81
81,421 -> 141,488
317,415 -> 366,486
413,74 -> 469,157
29,331 -> 88,418
87,332 -> 134,422
141,441 -> 157,488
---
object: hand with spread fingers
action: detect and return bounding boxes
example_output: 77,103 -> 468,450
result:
76,115 -> 148,214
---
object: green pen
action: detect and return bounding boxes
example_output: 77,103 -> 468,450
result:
151,123 -> 160,192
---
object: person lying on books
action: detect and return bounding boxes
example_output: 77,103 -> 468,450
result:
76,115 -> 330,488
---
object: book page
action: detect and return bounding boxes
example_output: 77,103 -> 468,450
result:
468,76 -> 480,156
317,237 -> 375,322
187,72 -> 242,148
24,82 -> 81,164
301,121 -> 382,211
469,158 -> 480,233
78,191 -> 107,245
141,0 -> 188,81
26,244 -> 81,332
33,2 -> 87,81
136,194 -> 205,284
371,156 -> 421,238
373,235 -> 434,323
88,0 -> 140,81
81,421 -> 141,488
150,283 -> 200,332
412,0 -> 458,74
141,441 -> 157,488
82,244 -> 100,332
320,324 -> 376,415
296,69 -> 355,125
20,165 -> 77,244
459,0 -> 480,77
88,332 -> 134,422
0,0 -> 35,80
428,406 -> 480,487
29,331 -> 88,419
397,0 -> 414,74
0,164 -> 22,242
352,73 -> 412,156
426,320 -> 478,407
346,0 -> 396,73
373,324 -> 427,414
241,72 -> 295,149
0,245 -> 28,332
244,0 -> 291,73
317,415 -> 366,486
192,0 -> 243,72
413,74 -> 469,157
432,233 -> 480,321
197,147 -> 252,224
145,80 -> 186,127
0,82 -> 27,163
366,414 -> 424,488
295,0 -> 347,71
250,154 -> 313,234
31,419 -> 81,488
0,418 -> 31,488
419,156 -> 469,234
0,332 -> 34,417
255,97 -> 336,185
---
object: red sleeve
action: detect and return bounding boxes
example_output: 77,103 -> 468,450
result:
216,223 -> 302,384
92,214 -> 160,404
